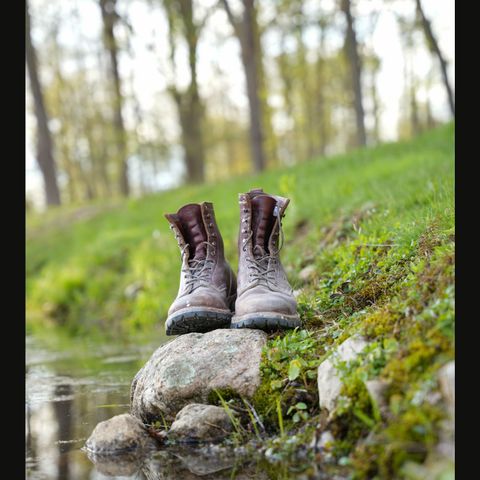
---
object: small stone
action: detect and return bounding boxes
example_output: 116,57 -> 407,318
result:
317,431 -> 334,450
169,404 -> 234,442
426,390 -> 442,406
84,413 -> 156,455
299,265 -> 316,281
436,431 -> 454,461
317,334 -> 368,414
435,362 -> 455,462
365,379 -> 389,418
124,281 -> 144,299
438,360 -> 454,418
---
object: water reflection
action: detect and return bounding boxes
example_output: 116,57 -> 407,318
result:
87,445 -> 268,480
25,335 -> 159,480
53,384 -> 73,480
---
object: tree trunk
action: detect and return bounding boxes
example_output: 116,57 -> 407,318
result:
410,76 -> 421,136
425,98 -> 435,129
294,10 -> 315,159
241,0 -> 266,172
25,0 -> 61,206
316,25 -> 328,157
26,397 -> 35,462
370,68 -> 381,143
181,0 -> 205,183
340,0 -> 367,147
415,0 -> 454,116
53,384 -> 72,480
99,0 -> 129,196
277,36 -> 296,162
256,20 -> 277,167
174,90 -> 205,183
222,0 -> 266,172
164,0 -> 205,184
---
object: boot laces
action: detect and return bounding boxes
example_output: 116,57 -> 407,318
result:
246,250 -> 277,287
181,242 -> 215,292
243,221 -> 285,288
242,215 -> 285,255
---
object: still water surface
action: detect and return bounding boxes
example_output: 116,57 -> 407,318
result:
26,333 -> 164,480
26,334 -> 270,480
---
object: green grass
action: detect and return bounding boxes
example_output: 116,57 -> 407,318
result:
27,123 -> 454,337
26,123 -> 454,478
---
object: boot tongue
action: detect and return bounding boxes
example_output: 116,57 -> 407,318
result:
251,195 -> 277,257
176,204 -> 207,261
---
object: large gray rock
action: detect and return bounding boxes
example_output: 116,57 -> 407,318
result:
169,403 -> 234,442
317,334 -> 368,414
84,413 -> 157,455
131,329 -> 267,421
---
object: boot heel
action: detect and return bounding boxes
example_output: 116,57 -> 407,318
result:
231,312 -> 301,331
165,308 -> 232,336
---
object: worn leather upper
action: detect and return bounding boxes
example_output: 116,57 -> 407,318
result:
169,203 -> 208,260
165,202 -> 236,315
235,189 -> 298,317
251,195 -> 277,255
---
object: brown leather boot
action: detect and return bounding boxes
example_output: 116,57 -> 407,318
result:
164,202 -> 236,335
231,188 -> 301,330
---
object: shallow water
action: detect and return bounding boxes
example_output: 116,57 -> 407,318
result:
25,334 -> 276,480
26,333 -> 164,480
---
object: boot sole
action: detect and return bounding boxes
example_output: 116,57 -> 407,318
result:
165,308 -> 232,336
231,312 -> 301,331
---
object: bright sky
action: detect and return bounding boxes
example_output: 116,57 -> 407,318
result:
26,0 -> 454,207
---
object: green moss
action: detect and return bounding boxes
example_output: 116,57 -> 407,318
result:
251,329 -> 324,433
249,218 -> 453,478
207,387 -> 242,405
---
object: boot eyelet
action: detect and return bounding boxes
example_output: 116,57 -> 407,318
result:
209,223 -> 213,227
211,241 -> 216,246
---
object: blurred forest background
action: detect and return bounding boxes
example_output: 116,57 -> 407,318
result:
26,0 -> 454,210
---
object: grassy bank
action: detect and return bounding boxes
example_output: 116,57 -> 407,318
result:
27,123 -> 454,478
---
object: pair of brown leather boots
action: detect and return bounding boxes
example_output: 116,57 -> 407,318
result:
164,188 -> 300,335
